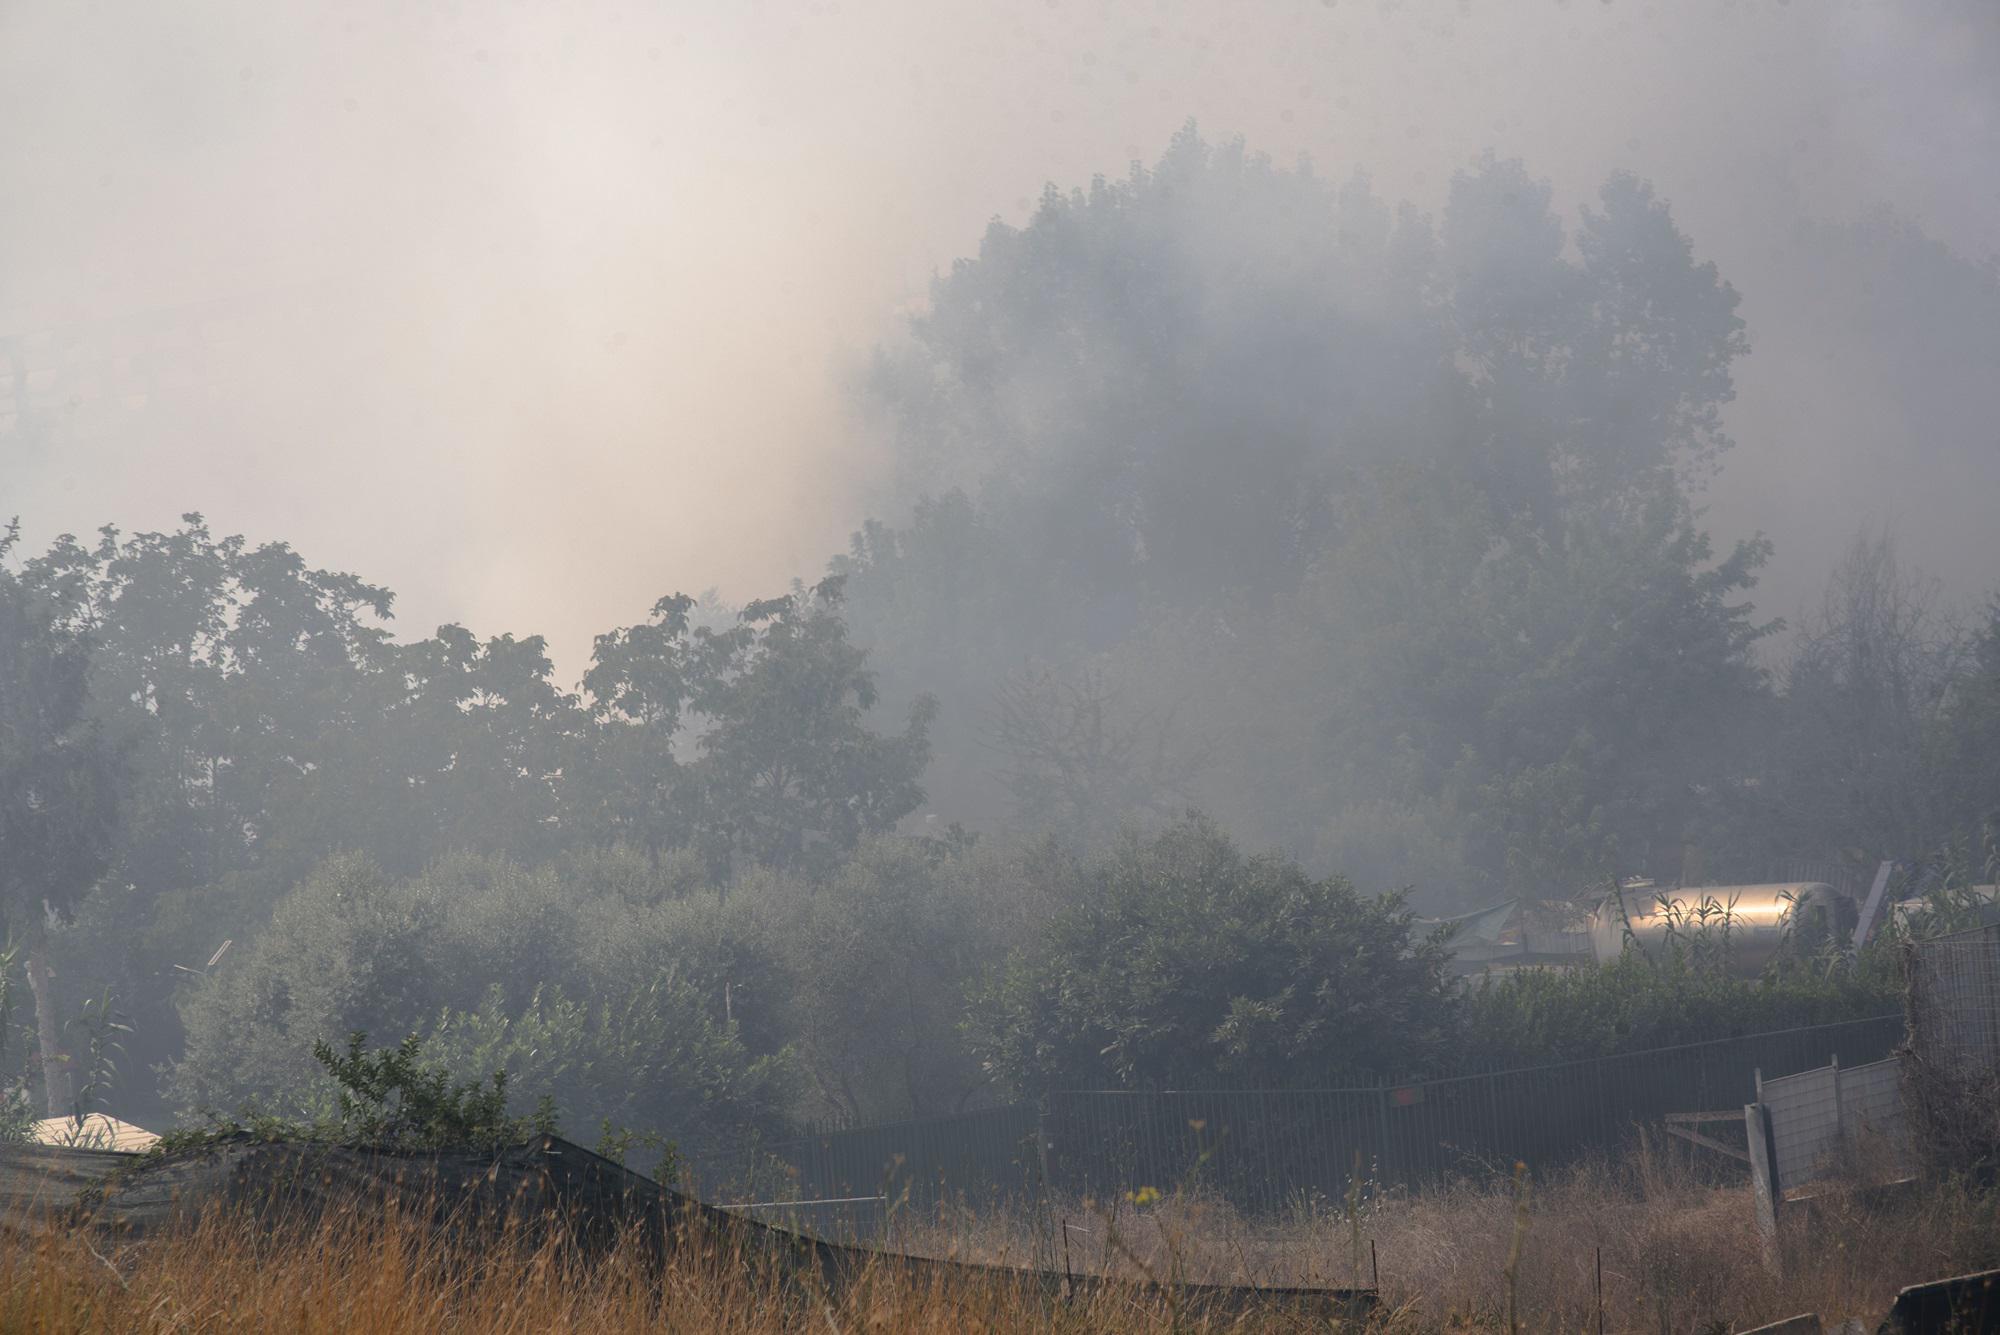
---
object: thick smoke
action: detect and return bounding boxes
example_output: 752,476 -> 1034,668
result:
3,0 -> 1995,668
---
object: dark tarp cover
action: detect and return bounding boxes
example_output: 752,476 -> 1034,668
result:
1,1135 -> 1373,1318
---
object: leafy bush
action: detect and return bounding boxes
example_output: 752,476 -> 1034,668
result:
171,853 -> 797,1149
1455,891 -> 1901,1069
0,943 -> 34,1143
760,834 -> 1038,1122
422,980 -> 791,1159
973,815 -> 1906,1094
311,1032 -> 554,1150
970,813 -> 1459,1091
151,1031 -> 555,1154
1459,953 -> 1898,1071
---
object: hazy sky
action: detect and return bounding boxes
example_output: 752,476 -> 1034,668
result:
4,0 -> 1995,675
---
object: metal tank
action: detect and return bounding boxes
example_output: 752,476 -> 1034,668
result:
1587,882 -> 1856,976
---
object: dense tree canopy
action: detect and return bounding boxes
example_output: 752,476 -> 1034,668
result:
580,576 -> 935,879
7,516 -> 932,1124
1,129 -> 1992,1143
0,523 -> 121,931
839,128 -> 1776,904
172,853 -> 796,1155
0,523 -> 124,1114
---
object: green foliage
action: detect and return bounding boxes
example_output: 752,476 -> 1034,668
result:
841,130 -> 1777,904
594,1120 -> 683,1184
1460,953 -> 1898,1072
1755,533 -> 1976,865
19,513 -> 394,895
1886,826 -> 2000,940
9,513 -> 928,1122
0,520 -> 123,924
0,1086 -> 30,1144
311,1031 -> 554,1150
169,855 -> 452,1114
1935,598 -> 2000,840
61,989 -> 132,1126
762,835 -> 1033,1121
0,523 -> 127,1116
987,662 -> 1212,850
1460,899 -> 1901,1072
9,128 -> 1999,1142
970,813 -> 1460,1091
1314,475 -> 1775,902
581,576 -> 936,880
0,943 -> 33,1143
150,1032 -> 553,1155
171,854 -> 799,1152
975,817 -> 1905,1094
423,979 -> 791,1158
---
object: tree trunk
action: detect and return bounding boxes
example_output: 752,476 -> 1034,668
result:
24,931 -> 72,1117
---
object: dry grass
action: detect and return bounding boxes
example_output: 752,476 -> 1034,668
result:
0,1201 -> 1349,1334
893,1138 -> 2000,1331
8,1146 -> 1998,1332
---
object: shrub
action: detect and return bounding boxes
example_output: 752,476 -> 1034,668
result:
171,853 -> 796,1149
970,812 -> 1459,1091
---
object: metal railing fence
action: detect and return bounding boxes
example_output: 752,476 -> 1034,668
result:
694,1102 -> 1046,1227
691,1015 -> 1903,1228
1760,1056 -> 1912,1194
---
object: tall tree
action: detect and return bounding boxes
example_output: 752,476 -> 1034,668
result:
0,522 -> 121,1113
843,128 -> 1767,901
1943,598 -> 2000,841
18,515 -> 396,893
692,578 -> 935,877
1314,480 -> 1776,897
986,661 -> 1210,849
584,577 -> 936,879
1764,532 -> 1973,864
576,593 -> 701,861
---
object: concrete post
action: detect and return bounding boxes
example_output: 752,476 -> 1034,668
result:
1746,1101 -> 1783,1275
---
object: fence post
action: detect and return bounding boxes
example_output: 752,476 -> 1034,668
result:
1036,1097 -> 1056,1204
1034,1098 -> 1056,1276
1745,1099 -> 1782,1274
1376,1086 -> 1392,1186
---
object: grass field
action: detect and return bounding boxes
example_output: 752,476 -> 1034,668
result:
905,1143 -> 2000,1330
7,1144 -> 1996,1331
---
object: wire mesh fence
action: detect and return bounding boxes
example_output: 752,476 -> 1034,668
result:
1900,922 -> 2000,1174
1905,922 -> 2000,1075
692,1102 -> 1047,1233
696,1014 -> 1904,1230
1042,1015 -> 1903,1214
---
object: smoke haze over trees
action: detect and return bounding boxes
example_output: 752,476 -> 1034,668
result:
3,130 -> 1995,1139
838,133 -> 1778,902
1,3 -> 1997,1158
6,2 -> 1997,656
